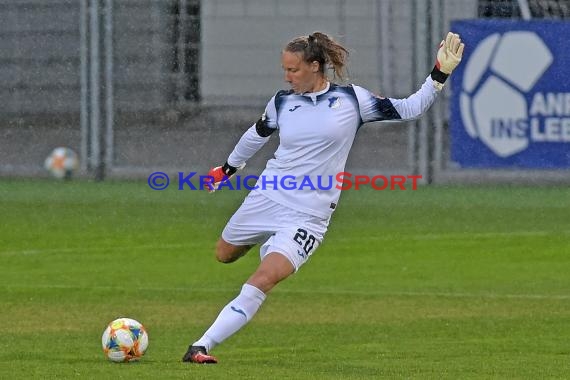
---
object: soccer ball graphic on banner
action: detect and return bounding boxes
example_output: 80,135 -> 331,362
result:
101,318 -> 149,362
44,147 -> 79,179
459,31 -> 553,157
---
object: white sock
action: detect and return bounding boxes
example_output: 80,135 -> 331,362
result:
193,283 -> 266,352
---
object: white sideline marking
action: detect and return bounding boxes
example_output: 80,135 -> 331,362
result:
0,283 -> 568,301
337,230 -> 561,242
0,230 -> 562,257
0,243 -> 192,256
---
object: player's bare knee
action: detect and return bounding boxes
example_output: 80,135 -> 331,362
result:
214,240 -> 230,263
215,245 -> 235,263
216,251 -> 236,263
215,239 -> 250,263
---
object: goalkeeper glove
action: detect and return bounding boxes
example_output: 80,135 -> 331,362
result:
204,162 -> 245,192
431,32 -> 465,90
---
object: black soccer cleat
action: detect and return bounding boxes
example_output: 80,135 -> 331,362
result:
182,345 -> 218,364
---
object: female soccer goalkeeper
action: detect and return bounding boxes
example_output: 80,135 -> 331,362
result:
183,31 -> 464,364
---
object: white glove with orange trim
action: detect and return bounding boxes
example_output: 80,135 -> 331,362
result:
431,32 -> 465,90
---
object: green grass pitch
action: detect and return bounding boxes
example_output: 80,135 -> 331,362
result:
0,179 -> 569,379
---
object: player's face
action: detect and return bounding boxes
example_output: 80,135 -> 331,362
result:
281,51 -> 322,94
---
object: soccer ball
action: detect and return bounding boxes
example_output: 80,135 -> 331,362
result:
101,318 -> 149,362
44,147 -> 79,179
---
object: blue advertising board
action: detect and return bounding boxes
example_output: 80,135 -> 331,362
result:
450,20 -> 570,168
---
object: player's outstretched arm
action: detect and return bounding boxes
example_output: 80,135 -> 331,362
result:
205,93 -> 280,193
205,114 -> 276,192
355,32 -> 465,124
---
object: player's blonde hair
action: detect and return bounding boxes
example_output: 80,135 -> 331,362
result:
284,32 -> 349,81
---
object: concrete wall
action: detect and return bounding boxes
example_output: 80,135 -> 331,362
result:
201,0 -> 479,105
0,0 -> 484,178
0,0 -> 479,114
0,0 -> 168,116
201,0 -> 383,105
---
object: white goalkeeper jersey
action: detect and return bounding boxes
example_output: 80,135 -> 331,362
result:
227,76 -> 440,219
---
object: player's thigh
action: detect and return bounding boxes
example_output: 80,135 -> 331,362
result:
221,192 -> 277,247
260,216 -> 327,272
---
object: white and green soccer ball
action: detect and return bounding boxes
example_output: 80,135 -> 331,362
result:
101,318 -> 149,362
44,147 -> 79,179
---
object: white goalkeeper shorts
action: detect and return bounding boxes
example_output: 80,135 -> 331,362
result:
221,190 -> 329,271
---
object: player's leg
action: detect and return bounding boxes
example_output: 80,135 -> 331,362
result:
214,191 -> 273,264
246,251 -> 294,293
183,197 -> 327,364
215,238 -> 253,263
183,227 -> 321,364
182,252 -> 293,364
